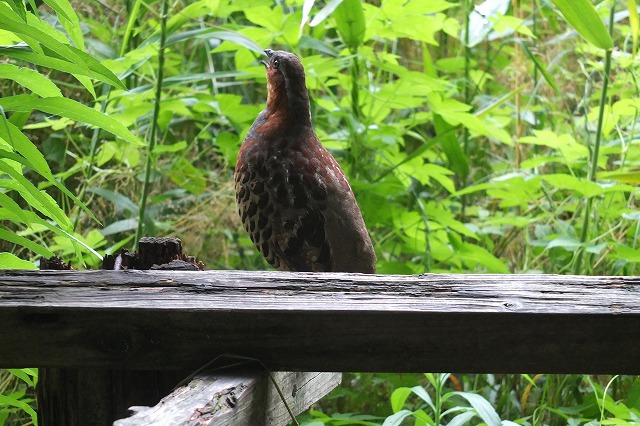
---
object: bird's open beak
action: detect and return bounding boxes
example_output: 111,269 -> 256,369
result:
262,49 -> 274,68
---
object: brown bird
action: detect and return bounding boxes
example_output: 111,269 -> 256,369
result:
234,49 -> 376,273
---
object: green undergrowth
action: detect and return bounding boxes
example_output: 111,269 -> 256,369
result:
0,0 -> 639,424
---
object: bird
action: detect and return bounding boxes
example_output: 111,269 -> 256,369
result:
234,49 -> 376,273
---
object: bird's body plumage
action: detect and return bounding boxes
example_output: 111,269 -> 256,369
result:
234,49 -> 375,273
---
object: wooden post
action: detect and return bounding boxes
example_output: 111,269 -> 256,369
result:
37,368 -> 189,425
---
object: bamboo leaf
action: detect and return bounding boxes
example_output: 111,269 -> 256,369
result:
0,161 -> 70,227
0,207 -> 102,260
551,0 -> 613,49
42,0 -> 85,50
0,191 -> 31,227
0,227 -> 54,258
0,4 -> 125,90
0,95 -> 143,146
0,120 -> 100,224
0,45 -> 123,91
0,63 -> 62,97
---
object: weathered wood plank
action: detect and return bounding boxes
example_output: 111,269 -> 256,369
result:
1,270 -> 640,373
113,371 -> 341,426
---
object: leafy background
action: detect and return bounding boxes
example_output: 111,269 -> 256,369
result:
1,0 -> 640,424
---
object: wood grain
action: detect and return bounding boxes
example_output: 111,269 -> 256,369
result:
1,270 -> 640,373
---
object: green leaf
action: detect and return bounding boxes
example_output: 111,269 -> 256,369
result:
448,411 -> 477,426
42,0 -> 86,50
0,118 -> 53,178
0,63 -> 63,97
0,207 -> 102,261
0,227 -> 54,258
7,369 -> 36,387
453,392 -> 501,426
153,141 -> 188,154
309,0 -> 342,27
0,120 -> 100,224
0,95 -> 143,146
0,191 -> 31,227
457,242 -> 509,273
101,218 -> 138,236
87,187 -> 138,214
0,45 -> 121,90
390,387 -> 412,412
0,252 -> 37,269
168,157 -> 206,195
5,0 -> 27,22
164,28 -> 263,53
383,410 -> 415,426
434,114 -> 468,177
603,171 -> 640,184
629,0 -> 639,54
334,0 -> 366,49
0,4 -> 125,90
121,3 -> 144,57
410,385 -> 434,409
0,161 -> 70,227
551,0 -> 613,49
546,235 -> 583,252
516,40 -> 559,93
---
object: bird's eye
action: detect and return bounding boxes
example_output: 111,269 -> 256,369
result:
273,59 -> 280,69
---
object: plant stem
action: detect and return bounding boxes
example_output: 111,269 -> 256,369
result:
459,0 -> 472,222
134,0 -> 168,249
574,6 -> 614,274
433,373 -> 442,425
348,47 -> 365,176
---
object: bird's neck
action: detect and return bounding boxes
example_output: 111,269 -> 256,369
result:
265,79 -> 312,130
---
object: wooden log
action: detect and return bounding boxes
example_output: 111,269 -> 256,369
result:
113,370 -> 341,426
1,270 -> 640,373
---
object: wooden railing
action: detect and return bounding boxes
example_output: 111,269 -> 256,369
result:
1,270 -> 639,424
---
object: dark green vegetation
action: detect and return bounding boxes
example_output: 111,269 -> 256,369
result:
1,0 -> 639,424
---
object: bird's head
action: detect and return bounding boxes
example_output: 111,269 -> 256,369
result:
262,49 -> 308,110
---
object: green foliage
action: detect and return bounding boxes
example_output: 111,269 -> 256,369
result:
1,0 -> 640,424
0,368 -> 37,426
302,374 -> 640,426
